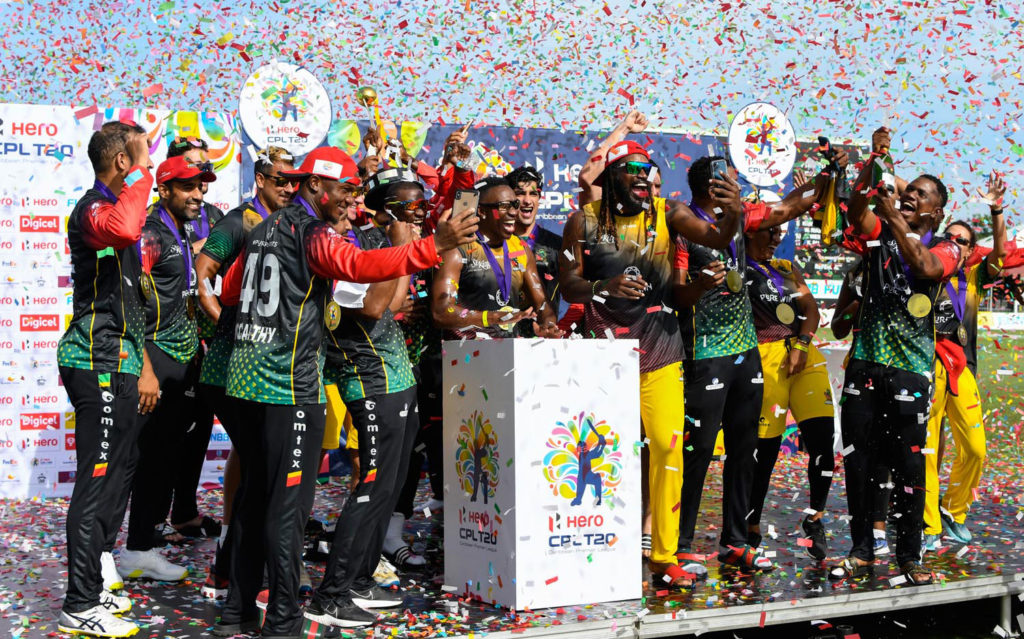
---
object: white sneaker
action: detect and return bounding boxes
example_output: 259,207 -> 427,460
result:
58,605 -> 139,637
101,552 -> 123,591
100,590 -> 132,615
118,549 -> 188,581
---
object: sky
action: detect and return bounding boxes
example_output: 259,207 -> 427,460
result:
1,0 -> 1022,221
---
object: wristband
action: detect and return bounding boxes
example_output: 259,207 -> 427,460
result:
591,279 -> 603,297
481,311 -> 490,327
991,208 -> 1004,216
792,341 -> 809,353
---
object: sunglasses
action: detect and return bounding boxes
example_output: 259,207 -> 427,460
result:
618,161 -> 654,176
386,199 -> 430,214
478,200 -> 520,213
339,183 -> 366,197
258,172 -> 294,188
188,160 -> 214,173
944,233 -> 972,247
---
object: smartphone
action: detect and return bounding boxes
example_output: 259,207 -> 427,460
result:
710,159 -> 728,182
453,190 -> 480,220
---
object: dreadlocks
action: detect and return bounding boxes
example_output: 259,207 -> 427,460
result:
596,160 -> 654,250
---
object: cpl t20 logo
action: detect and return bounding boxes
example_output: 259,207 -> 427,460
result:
455,411 -> 499,504
259,77 -> 310,122
543,412 -> 623,507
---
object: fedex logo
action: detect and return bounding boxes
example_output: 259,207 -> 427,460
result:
20,413 -> 59,430
19,216 -> 59,233
20,315 -> 59,331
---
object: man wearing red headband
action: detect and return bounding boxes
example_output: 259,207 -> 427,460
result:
213,146 -> 478,637
558,140 -> 742,588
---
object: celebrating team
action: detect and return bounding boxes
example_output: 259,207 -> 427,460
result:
56,113 -> 1008,637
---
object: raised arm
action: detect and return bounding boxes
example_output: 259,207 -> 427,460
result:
578,111 -> 649,207
80,167 -> 154,250
665,174 -> 742,250
875,192 -> 958,281
754,150 -> 850,229
979,171 -> 1008,280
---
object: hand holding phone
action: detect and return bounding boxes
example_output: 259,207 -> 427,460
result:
452,189 -> 480,221
710,159 -> 728,182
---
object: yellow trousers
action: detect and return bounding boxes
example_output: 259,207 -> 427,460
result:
324,383 -> 355,451
924,361 -> 986,535
640,363 -> 686,565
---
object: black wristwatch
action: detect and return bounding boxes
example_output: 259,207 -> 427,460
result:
991,207 -> 1004,216
796,334 -> 812,346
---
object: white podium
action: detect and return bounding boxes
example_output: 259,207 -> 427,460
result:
442,338 -> 642,610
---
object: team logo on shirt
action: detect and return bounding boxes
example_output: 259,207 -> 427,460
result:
454,411 -> 499,504
542,412 -> 623,507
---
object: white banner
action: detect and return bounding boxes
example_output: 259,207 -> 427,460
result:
0,103 -> 241,499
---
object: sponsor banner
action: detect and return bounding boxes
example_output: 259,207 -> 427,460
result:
443,339 -> 641,610
0,102 -> 242,498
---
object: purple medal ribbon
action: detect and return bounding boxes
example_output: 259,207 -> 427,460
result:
94,179 -> 116,202
158,205 -> 194,285
346,230 -> 362,248
295,195 -> 318,219
523,226 -> 537,250
690,203 -> 736,262
945,270 -> 967,322
477,232 -> 511,304
251,194 -> 270,220
190,205 -> 211,239
750,260 -> 786,295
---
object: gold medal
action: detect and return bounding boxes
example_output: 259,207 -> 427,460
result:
496,306 -> 516,332
243,209 -> 263,232
726,270 -> 743,293
957,324 -> 968,345
325,300 -> 341,331
140,275 -> 154,300
907,293 -> 931,318
775,302 -> 796,325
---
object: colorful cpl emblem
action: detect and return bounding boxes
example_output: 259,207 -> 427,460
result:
454,411 -> 499,504
542,412 -> 623,506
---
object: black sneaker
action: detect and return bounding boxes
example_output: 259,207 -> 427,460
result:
212,618 -> 261,636
304,597 -> 376,628
348,585 -> 403,608
802,515 -> 827,560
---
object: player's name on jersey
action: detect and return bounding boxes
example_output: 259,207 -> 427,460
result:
235,323 -> 277,343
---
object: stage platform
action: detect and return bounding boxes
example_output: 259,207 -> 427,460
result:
2,450 -> 1023,639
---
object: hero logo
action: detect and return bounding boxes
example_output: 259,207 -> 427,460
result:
22,295 -> 59,307
22,338 -> 58,350
24,393 -> 59,406
546,513 -> 617,549
20,436 -> 59,450
23,239 -> 59,251
0,395 -> 12,406
19,216 -> 59,233
4,121 -> 59,136
0,338 -> 13,349
20,315 -> 59,331
0,416 -> 14,428
21,413 -> 59,430
0,217 -> 14,229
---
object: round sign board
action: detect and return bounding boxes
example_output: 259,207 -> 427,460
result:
238,62 -> 331,156
727,102 -> 796,188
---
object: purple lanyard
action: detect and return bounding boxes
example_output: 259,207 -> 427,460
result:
898,229 -> 933,282
295,195 -> 318,219
690,203 -> 736,262
477,233 -> 511,303
190,205 -> 210,239
523,226 -> 537,250
94,179 -> 116,202
750,260 -> 786,293
346,229 -> 361,248
158,205 -> 193,284
251,194 -> 270,220
945,270 -> 967,321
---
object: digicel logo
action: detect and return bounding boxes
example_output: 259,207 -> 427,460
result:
20,314 -> 59,331
19,216 -> 59,233
20,413 -> 59,431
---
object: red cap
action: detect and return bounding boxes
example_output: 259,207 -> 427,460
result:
281,146 -> 359,183
155,155 -> 217,185
594,141 -> 651,186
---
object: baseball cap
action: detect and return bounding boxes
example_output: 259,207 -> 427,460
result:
594,140 -> 651,187
364,167 -> 422,211
281,146 -> 359,183
155,155 -> 217,185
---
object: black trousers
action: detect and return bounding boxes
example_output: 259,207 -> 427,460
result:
222,400 -> 325,636
748,416 -> 836,527
840,359 -> 930,566
315,386 -> 419,603
395,363 -> 443,518
170,354 -> 215,525
60,366 -> 141,613
202,383 -> 242,579
125,346 -> 200,551
678,347 -> 763,551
